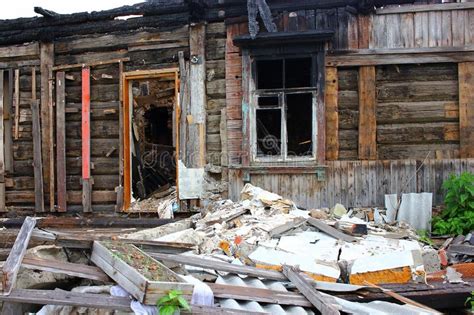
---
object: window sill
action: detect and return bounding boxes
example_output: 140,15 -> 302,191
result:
229,165 -> 327,175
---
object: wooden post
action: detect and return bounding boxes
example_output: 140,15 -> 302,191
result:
82,67 -> 92,213
458,62 -> 474,158
358,66 -> 377,160
56,71 -> 66,212
4,70 -> 13,174
48,68 -> 55,211
32,66 -> 45,213
115,61 -> 124,212
13,69 -> 19,140
188,24 -> 207,168
40,43 -> 54,205
31,99 -> 45,213
325,67 -> 339,160
241,50 -> 251,167
0,70 -> 5,212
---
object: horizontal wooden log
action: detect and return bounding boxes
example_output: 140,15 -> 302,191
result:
0,43 -> 39,59
376,63 -> 457,82
65,84 -> 119,103
377,122 -> 460,144
377,81 -> 458,102
13,157 -> 119,176
13,139 -> 119,160
378,143 -> 460,160
55,27 -> 188,54
377,101 -> 459,123
338,91 -> 358,110
5,190 -> 116,205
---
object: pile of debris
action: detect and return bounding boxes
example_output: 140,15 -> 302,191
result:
0,185 -> 473,314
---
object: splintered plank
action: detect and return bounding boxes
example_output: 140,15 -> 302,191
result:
1,217 -> 36,295
458,62 -> 474,158
358,66 -> 377,160
282,265 -> 341,315
82,67 -> 92,212
56,71 -> 67,212
325,66 -> 338,160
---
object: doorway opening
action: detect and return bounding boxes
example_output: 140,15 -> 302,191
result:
122,69 -> 179,211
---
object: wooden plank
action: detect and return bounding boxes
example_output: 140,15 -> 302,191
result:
458,62 -> 474,158
150,252 -> 287,281
13,69 -> 19,140
51,57 -> 130,71
22,257 -> 109,282
0,70 -> 4,212
207,283 -> 312,307
188,24 -> 206,168
307,217 -> 357,242
376,3 -> 474,15
414,12 -> 429,48
0,43 -> 39,59
40,43 -> 54,206
326,49 -> 474,67
4,70 -> 13,174
56,71 -> 67,212
48,66 -> 55,212
282,265 -> 341,315
325,66 -> 338,160
0,289 -> 262,315
1,217 -> 36,295
358,66 -> 376,160
82,67 -> 92,212
116,61 -> 124,212
31,99 -> 44,213
241,49 -> 251,166
0,289 -> 132,311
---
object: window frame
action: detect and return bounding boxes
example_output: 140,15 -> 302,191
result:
249,54 -> 319,163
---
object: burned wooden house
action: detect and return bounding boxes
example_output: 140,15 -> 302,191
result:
0,0 -> 472,215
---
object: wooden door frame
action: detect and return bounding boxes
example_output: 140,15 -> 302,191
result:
121,68 -> 180,211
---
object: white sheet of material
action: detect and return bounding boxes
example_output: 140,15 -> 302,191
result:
385,193 -> 432,231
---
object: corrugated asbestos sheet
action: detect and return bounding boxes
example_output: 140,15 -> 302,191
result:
215,274 -> 315,315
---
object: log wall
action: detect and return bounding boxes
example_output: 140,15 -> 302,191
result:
0,22 -> 227,213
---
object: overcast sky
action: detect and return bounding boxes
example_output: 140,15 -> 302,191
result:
0,0 -> 140,19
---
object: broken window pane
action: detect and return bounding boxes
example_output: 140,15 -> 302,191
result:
257,59 -> 283,89
286,93 -> 313,156
256,108 -> 281,156
285,58 -> 313,88
258,96 -> 279,108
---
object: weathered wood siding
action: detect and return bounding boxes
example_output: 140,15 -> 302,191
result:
245,159 -> 474,208
1,22 -> 226,212
327,4 -> 474,161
